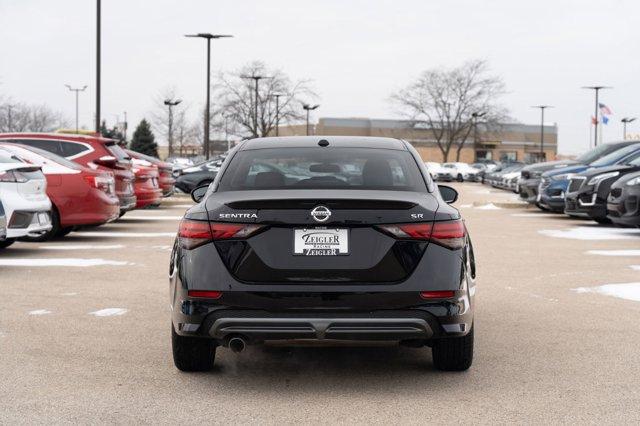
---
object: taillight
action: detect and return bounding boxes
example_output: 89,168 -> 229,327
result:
378,220 -> 466,250
0,170 -> 27,183
188,290 -> 222,299
178,220 -> 264,249
84,174 -> 115,194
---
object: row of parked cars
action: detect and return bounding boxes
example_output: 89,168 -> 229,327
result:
482,140 -> 640,227
0,132 -> 176,248
425,161 -> 498,183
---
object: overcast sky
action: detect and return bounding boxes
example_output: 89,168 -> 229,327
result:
1,0 -> 638,154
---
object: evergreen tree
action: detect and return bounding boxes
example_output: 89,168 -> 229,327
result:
129,119 -> 158,157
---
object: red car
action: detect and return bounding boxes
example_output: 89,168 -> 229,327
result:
0,133 -> 137,216
0,143 -> 119,240
126,149 -> 175,197
130,157 -> 163,208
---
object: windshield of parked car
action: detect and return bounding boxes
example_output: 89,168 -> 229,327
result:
590,144 -> 640,167
218,147 -> 428,191
0,149 -> 23,163
9,144 -> 84,170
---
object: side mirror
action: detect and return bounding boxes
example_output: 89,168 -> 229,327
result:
94,155 -> 117,167
438,185 -> 458,204
191,184 -> 209,203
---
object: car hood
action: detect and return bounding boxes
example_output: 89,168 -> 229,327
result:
611,170 -> 640,188
578,164 -> 638,180
522,160 -> 579,173
543,165 -> 588,178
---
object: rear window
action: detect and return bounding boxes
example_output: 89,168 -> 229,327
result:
217,147 -> 427,192
60,141 -> 90,157
14,139 -> 63,156
18,145 -> 84,170
105,143 -> 131,161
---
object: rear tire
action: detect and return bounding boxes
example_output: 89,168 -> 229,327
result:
594,217 -> 612,225
171,325 -> 216,372
457,174 -> 464,182
431,326 -> 474,371
0,239 -> 15,249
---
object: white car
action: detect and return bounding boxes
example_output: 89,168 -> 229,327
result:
0,150 -> 52,249
424,162 -> 444,180
437,162 -> 482,182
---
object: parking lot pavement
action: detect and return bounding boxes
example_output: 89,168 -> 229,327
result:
1,185 -> 640,424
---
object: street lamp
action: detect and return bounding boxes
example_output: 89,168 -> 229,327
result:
270,93 -> 284,136
471,111 -> 486,162
241,75 -> 270,138
65,84 -> 87,133
95,0 -> 101,133
621,117 -> 637,140
582,86 -> 612,147
164,99 -> 182,158
302,104 -> 319,136
531,105 -> 553,162
185,33 -> 233,159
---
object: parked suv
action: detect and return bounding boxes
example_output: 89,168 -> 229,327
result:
0,133 -> 136,215
607,171 -> 640,227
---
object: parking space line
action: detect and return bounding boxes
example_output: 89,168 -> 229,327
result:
74,231 -> 175,238
573,283 -> 640,302
588,250 -> 640,256
37,244 -> 125,250
89,308 -> 128,317
0,258 -> 131,267
28,310 -> 52,315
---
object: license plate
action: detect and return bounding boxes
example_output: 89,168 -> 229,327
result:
293,228 -> 349,256
37,212 -> 49,225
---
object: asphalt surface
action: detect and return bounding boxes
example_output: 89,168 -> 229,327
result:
1,183 -> 639,424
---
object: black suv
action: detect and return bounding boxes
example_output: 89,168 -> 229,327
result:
170,136 -> 476,372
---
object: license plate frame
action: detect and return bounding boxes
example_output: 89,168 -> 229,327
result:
293,228 -> 349,256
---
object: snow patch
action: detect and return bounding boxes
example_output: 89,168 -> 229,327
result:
539,227 -> 640,241
28,309 -> 52,315
573,283 -> 640,302
123,216 -> 182,221
475,203 -> 502,210
38,244 -> 124,250
61,292 -> 78,296
511,213 -> 558,218
630,265 -> 640,271
171,204 -> 194,208
458,204 -> 472,208
89,308 -> 128,317
75,231 -> 175,238
0,258 -> 130,267
588,250 -> 640,257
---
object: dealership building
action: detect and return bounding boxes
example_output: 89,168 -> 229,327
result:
277,117 -> 558,163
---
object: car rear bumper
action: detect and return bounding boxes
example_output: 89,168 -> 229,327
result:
117,194 -> 137,213
519,179 -> 540,203
135,188 -> 163,208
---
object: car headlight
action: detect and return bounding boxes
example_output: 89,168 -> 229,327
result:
587,171 -> 619,186
626,176 -> 640,186
551,173 -> 573,181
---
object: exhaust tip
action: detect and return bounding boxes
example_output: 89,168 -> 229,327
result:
228,337 -> 246,353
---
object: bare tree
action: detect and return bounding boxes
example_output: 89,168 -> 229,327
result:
391,60 -> 508,161
0,101 -> 68,133
214,61 -> 317,138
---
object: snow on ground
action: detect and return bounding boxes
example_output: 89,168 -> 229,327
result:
89,308 -> 128,317
475,203 -> 502,210
28,310 -> 52,315
539,227 -> 640,240
630,265 -> 640,271
511,213 -> 558,218
74,231 -> 175,238
37,244 -> 125,250
573,283 -> 640,302
587,250 -> 640,256
0,258 -> 131,267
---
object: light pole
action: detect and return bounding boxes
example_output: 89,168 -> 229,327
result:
123,111 -> 128,142
302,104 -> 319,136
95,0 -> 101,133
185,33 -> 233,159
65,85 -> 87,133
241,75 -> 269,138
531,105 -> 553,162
271,93 -> 283,136
471,111 -> 486,161
621,117 -> 636,140
582,86 -> 611,147
164,99 -> 182,158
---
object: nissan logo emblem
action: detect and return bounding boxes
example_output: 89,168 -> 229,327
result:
311,205 -> 331,223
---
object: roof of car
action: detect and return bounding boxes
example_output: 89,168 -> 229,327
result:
0,132 -> 116,145
239,136 -> 407,151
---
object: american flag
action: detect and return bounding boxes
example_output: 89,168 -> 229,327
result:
598,103 -> 612,115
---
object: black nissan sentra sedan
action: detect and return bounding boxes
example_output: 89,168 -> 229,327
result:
170,136 -> 476,372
